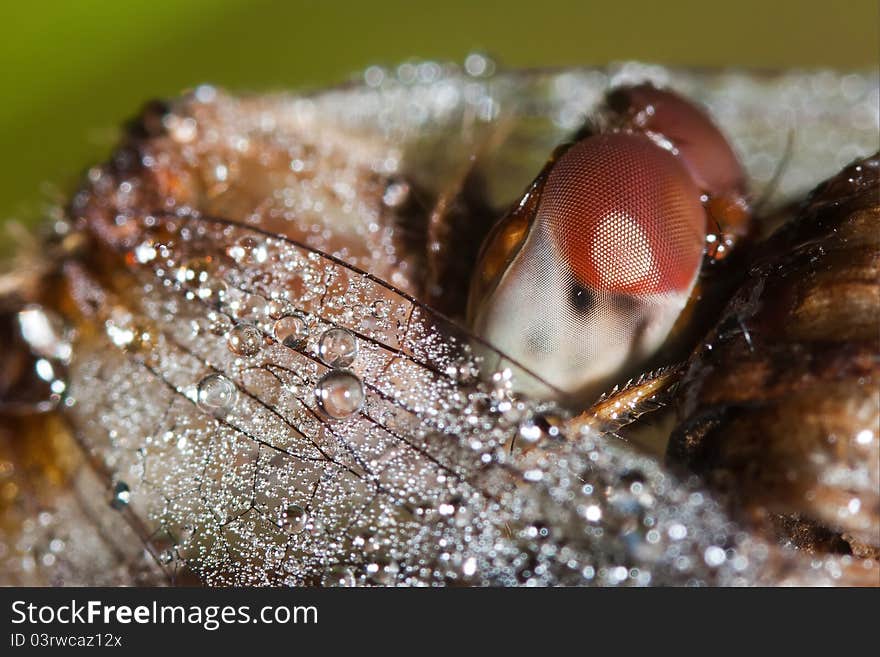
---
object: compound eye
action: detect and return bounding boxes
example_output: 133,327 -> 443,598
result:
606,84 -> 746,201
539,132 -> 705,296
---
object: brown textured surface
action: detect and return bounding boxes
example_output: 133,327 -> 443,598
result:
669,154 -> 880,556
70,92 -> 417,293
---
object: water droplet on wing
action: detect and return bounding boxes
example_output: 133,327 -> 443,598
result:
315,370 -> 364,419
318,328 -> 358,367
274,314 -> 309,350
17,306 -> 73,362
518,413 -> 565,444
279,505 -> 309,534
323,565 -> 357,587
227,236 -> 268,264
207,312 -> 233,336
227,324 -> 263,356
197,374 -> 238,416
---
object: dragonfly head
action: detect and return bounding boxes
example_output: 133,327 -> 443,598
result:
468,131 -> 707,400
606,83 -> 752,249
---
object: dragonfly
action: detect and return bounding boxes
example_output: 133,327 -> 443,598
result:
0,58 -> 877,586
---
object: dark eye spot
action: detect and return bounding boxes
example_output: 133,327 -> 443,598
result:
568,282 -> 596,314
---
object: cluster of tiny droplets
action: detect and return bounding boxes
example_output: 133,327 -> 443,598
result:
58,206 -> 869,586
5,59 -> 876,586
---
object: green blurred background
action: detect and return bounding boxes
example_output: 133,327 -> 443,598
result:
1,0 -> 877,243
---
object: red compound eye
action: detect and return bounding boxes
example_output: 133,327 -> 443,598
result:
606,84 -> 747,200
538,132 -> 705,295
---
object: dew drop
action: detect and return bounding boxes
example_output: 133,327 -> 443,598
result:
315,370 -> 364,419
164,114 -> 198,143
175,257 -> 213,286
229,293 -> 267,321
17,306 -> 73,362
227,236 -> 268,264
518,412 -> 565,444
197,374 -> 237,416
110,481 -> 131,510
34,358 -> 55,383
274,314 -> 309,350
464,52 -> 495,77
227,324 -> 263,356
279,504 -> 309,534
207,312 -> 233,336
382,181 -> 410,208
318,328 -> 358,367
265,299 -> 289,319
366,560 -> 399,585
158,548 -> 176,565
197,278 -> 228,303
668,523 -> 688,540
704,545 -> 727,567
133,240 -> 157,263
370,300 -> 389,319
323,565 -> 356,587
855,429 -> 873,445
363,65 -> 385,87
213,163 -> 228,182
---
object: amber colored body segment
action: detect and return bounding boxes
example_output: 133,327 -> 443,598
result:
669,155 -> 880,560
